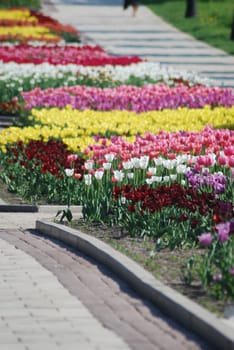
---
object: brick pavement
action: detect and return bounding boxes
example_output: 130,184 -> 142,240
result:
0,228 -> 210,350
0,234 -> 131,350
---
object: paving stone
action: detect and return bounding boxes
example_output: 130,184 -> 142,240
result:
0,345 -> 27,350
0,237 -> 131,350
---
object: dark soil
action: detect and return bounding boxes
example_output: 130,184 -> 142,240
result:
70,218 -> 231,318
0,180 -> 28,204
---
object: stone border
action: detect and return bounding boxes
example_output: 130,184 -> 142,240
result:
0,204 -> 82,213
36,219 -> 234,350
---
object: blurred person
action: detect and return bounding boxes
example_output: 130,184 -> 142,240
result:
123,0 -> 139,17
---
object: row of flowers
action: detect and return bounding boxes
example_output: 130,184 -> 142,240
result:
0,60 -> 215,88
0,43 -> 142,65
0,107 -> 234,153
0,8 -> 80,43
1,136 -> 233,297
0,6 -> 233,299
21,84 -> 234,111
0,8 -> 79,35
0,61 -> 216,114
2,137 -> 233,215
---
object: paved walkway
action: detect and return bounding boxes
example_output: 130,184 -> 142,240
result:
0,236 -> 131,350
0,224 -> 212,350
41,0 -> 234,88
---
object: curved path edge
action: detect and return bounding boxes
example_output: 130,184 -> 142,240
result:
36,219 -> 234,350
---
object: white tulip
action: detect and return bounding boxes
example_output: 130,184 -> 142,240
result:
131,157 -> 140,168
163,176 -> 170,182
84,160 -> 94,170
103,162 -> 111,170
127,172 -> 134,179
84,174 -> 92,185
104,153 -> 115,162
153,157 -> 163,166
94,170 -> 104,180
148,167 -> 157,175
170,174 -> 177,181
122,160 -> 133,170
163,159 -> 176,170
65,168 -> 74,177
176,164 -> 188,174
153,176 -> 163,182
113,170 -> 124,182
146,178 -> 154,185
139,155 -> 149,169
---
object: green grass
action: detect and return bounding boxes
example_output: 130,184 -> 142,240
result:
141,0 -> 234,55
0,0 -> 41,9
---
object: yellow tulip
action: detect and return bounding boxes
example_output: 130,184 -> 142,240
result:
1,106 -> 233,153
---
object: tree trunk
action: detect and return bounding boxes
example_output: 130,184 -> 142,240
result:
231,8 -> 234,40
185,0 -> 197,18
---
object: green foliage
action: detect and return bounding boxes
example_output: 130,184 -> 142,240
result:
196,234 -> 234,299
0,73 -> 170,106
141,0 -> 234,54
0,152 -> 82,205
80,175 -> 113,223
59,31 -> 81,43
0,0 -> 41,9
56,207 -> 73,223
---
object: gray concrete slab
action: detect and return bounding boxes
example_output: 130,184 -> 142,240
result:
41,0 -> 234,89
0,210 -> 81,229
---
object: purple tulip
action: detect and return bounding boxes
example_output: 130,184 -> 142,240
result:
213,274 -> 222,281
230,221 -> 234,236
216,222 -> 230,242
198,232 -> 213,247
21,84 -> 234,111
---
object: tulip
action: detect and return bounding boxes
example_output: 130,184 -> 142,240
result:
84,160 -> 94,170
216,222 -> 230,242
198,233 -> 213,247
65,168 -> 74,177
84,174 -> 92,185
94,170 -> 104,180
67,154 -> 78,163
113,170 -> 124,182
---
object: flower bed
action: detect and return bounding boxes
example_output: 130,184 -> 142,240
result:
0,5 -> 233,302
1,107 -> 234,152
0,43 -> 143,64
0,61 -> 215,115
0,8 -> 80,43
21,84 -> 234,111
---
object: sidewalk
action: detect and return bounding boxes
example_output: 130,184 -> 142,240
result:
0,236 -> 131,350
0,209 -> 214,350
41,0 -> 234,89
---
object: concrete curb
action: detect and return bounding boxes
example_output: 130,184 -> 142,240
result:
0,204 -> 82,213
36,219 -> 234,350
0,204 -> 38,212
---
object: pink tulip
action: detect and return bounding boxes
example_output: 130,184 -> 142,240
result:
67,154 -> 78,163
217,155 -> 227,166
22,84 -> 234,111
